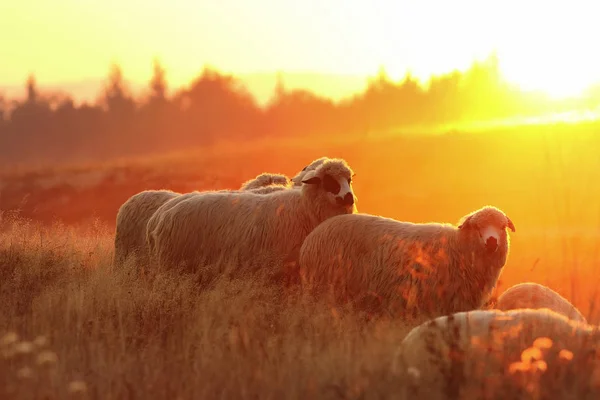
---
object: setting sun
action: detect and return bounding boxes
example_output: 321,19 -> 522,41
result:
2,0 -> 599,101
492,0 -> 599,99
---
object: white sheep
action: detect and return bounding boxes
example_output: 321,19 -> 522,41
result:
147,158 -> 357,278
298,205 -> 515,323
239,172 -> 291,190
144,190 -> 202,263
114,177 -> 290,268
495,282 -> 587,323
393,308 -> 600,399
144,188 -> 286,261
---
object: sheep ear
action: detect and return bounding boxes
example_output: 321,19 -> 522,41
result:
458,215 -> 473,230
301,170 -> 321,185
507,217 -> 516,232
302,176 -> 321,185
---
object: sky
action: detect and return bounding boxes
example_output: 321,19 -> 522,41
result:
1,0 -> 599,103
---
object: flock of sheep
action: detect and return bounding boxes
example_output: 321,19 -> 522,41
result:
112,155 -> 600,397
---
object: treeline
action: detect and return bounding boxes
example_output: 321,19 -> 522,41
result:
1,55 -> 599,165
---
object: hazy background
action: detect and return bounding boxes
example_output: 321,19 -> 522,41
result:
2,2 -> 600,398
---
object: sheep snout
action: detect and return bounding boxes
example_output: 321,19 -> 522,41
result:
332,177 -> 354,206
486,236 -> 498,252
336,192 -> 355,206
480,225 -> 502,251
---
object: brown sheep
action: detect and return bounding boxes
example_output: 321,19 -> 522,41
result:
147,158 -> 357,279
115,181 -> 288,268
298,205 -> 515,324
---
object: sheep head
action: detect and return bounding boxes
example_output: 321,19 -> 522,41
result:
301,158 -> 357,213
458,206 -> 515,254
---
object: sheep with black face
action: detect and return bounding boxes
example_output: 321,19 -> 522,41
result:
147,158 -> 357,278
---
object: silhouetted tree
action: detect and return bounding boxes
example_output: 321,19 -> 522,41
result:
26,74 -> 38,104
428,70 -> 462,122
265,86 -> 337,137
101,63 -> 136,118
0,94 -> 6,123
176,66 -> 261,144
354,66 -> 410,131
0,54 -> 592,165
149,58 -> 168,103
272,71 -> 286,104
135,58 -> 178,153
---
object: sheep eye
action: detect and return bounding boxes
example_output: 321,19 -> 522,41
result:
322,174 -> 341,194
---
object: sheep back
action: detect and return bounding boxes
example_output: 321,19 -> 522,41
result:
240,172 -> 292,190
496,282 -> 587,323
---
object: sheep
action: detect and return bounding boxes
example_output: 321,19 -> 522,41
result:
239,172 -> 291,191
147,158 -> 357,279
495,282 -> 587,323
239,156 -> 330,191
290,156 -> 359,213
298,205 -> 515,323
136,157 -> 334,270
114,177 -> 290,268
113,189 -> 180,267
393,308 -> 600,399
144,191 -> 202,264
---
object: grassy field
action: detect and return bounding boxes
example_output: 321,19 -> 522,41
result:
1,122 -> 600,398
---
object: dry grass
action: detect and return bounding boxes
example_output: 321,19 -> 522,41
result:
2,214 -> 600,399
0,214 -> 413,399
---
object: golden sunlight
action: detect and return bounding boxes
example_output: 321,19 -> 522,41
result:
492,0 -> 599,99
2,0 -> 598,103
371,0 -> 599,100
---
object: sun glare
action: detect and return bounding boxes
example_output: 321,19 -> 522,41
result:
491,0 -> 599,100
353,0 -> 600,101
497,39 -> 599,100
